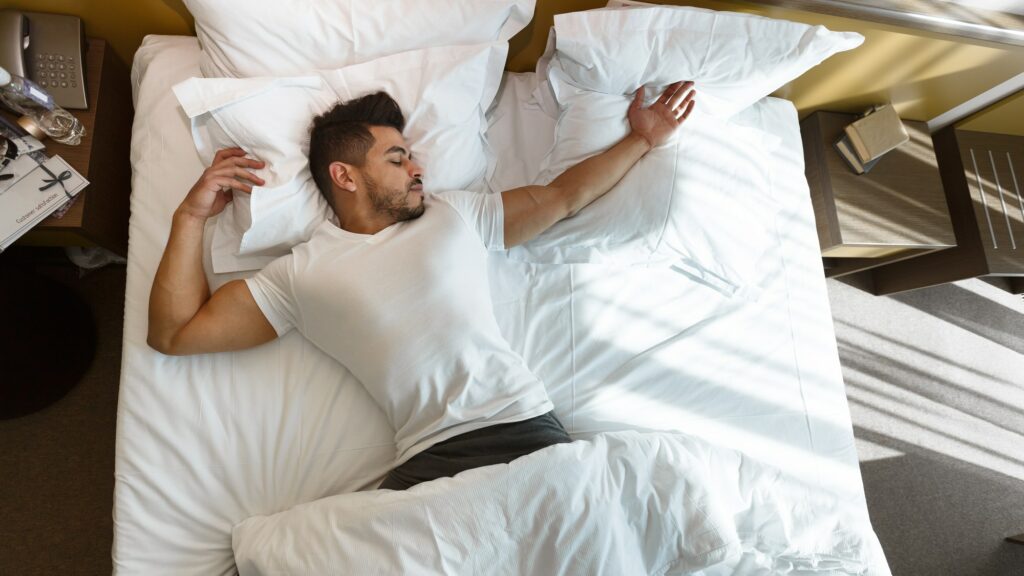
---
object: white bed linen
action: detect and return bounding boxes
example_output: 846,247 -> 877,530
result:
116,35 -> 889,574
233,431 -> 878,575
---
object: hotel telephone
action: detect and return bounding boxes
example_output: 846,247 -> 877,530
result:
0,10 -> 87,110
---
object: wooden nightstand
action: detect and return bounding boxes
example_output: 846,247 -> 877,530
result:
801,111 -> 957,281
9,38 -> 133,257
870,128 -> 1024,295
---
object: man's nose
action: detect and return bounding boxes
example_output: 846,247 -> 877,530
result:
409,160 -> 423,179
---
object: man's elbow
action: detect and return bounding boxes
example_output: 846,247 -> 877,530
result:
147,331 -> 182,356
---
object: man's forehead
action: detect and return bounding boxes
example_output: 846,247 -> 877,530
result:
368,126 -> 407,154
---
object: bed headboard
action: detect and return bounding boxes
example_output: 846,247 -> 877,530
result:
8,0 -> 1023,127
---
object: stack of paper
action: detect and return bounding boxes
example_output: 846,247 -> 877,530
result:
0,155 -> 89,251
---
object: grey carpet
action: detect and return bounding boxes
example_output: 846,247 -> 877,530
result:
829,273 -> 1024,576
0,256 -> 123,576
1,253 -> 1023,575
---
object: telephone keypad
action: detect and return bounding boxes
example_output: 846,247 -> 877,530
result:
31,52 -> 85,100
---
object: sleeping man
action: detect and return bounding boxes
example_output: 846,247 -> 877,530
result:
147,82 -> 696,490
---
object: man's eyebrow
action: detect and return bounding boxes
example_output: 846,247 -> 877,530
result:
385,146 -> 408,156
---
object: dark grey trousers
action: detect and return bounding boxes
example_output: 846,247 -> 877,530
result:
379,411 -> 572,491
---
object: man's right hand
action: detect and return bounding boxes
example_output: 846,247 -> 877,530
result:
178,147 -> 266,220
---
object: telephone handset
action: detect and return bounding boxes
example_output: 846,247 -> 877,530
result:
0,10 -> 87,110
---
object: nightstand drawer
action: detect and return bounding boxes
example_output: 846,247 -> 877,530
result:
952,130 -> 1024,274
855,127 -> 1024,295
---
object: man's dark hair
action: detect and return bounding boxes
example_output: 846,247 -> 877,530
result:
308,92 -> 406,208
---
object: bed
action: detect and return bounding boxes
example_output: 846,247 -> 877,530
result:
115,12 -> 890,575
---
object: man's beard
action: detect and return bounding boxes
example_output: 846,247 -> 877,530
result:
365,173 -> 425,222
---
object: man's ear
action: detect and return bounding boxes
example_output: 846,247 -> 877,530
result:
329,161 -> 358,193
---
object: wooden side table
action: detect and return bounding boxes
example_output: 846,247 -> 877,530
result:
871,128 -> 1024,295
801,111 -> 957,284
10,38 -> 133,257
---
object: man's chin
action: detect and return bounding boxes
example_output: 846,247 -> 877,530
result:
396,203 -> 426,222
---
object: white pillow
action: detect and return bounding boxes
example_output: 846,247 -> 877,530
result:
552,5 -> 863,119
182,0 -> 533,78
508,60 -> 781,296
174,42 -> 507,273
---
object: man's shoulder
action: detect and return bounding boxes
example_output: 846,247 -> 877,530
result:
426,191 -> 474,217
429,190 -> 500,214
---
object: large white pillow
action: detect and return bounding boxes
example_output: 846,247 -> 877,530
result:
552,5 -> 863,119
174,42 -> 508,273
182,0 -> 533,78
508,60 -> 782,296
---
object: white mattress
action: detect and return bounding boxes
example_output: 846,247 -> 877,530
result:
115,35 -> 888,574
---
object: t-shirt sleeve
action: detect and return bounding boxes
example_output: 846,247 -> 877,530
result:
244,254 -> 299,336
432,190 -> 505,251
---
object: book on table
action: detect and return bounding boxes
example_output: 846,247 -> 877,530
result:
834,134 -> 882,175
843,104 -> 909,164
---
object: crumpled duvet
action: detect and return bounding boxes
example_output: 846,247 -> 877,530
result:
232,431 -> 879,575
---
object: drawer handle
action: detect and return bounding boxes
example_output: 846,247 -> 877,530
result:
970,148 -> 998,250
988,150 -> 1016,250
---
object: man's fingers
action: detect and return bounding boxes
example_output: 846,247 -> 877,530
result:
676,99 -> 696,124
657,81 -> 683,105
667,81 -> 695,109
214,176 -> 253,194
232,167 -> 266,186
211,166 -> 266,186
234,156 -> 265,169
209,156 -> 266,186
216,155 -> 265,171
667,83 -> 692,109
212,147 -> 246,165
671,88 -> 696,116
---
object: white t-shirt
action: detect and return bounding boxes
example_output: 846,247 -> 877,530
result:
245,191 -> 553,464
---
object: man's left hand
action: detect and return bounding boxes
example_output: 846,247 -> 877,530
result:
628,81 -> 696,149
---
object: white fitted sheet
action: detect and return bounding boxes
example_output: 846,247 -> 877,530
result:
115,36 -> 888,574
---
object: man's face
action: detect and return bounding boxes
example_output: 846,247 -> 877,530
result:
357,126 -> 425,222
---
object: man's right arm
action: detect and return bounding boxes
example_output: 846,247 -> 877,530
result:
147,147 -> 278,356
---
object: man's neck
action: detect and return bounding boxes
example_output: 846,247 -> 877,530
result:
334,205 -> 397,235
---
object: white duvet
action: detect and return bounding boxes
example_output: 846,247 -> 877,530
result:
233,431 -> 876,575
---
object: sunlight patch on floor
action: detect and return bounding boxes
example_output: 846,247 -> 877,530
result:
854,437 -> 904,462
828,277 -> 1024,481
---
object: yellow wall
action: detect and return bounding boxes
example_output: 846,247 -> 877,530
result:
6,0 -> 194,67
509,0 -> 1024,121
956,89 -> 1024,136
11,0 -> 1024,123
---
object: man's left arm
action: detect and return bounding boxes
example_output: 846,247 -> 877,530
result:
502,81 -> 695,248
